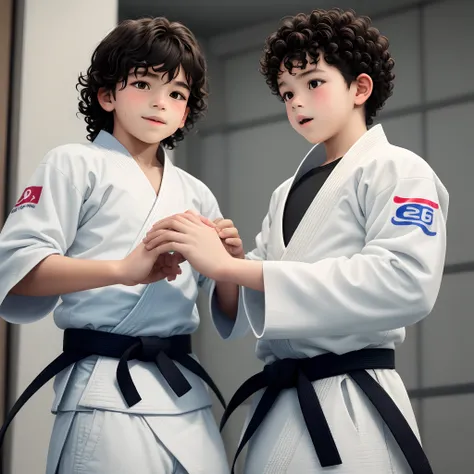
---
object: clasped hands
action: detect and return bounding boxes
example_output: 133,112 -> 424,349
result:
119,211 -> 244,286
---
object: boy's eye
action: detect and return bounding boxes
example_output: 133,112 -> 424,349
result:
170,91 -> 187,101
132,81 -> 150,90
309,79 -> 323,89
282,91 -> 293,102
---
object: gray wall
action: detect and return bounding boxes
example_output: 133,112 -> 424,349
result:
179,0 -> 474,472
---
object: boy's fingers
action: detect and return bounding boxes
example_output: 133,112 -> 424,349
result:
215,219 -> 234,230
200,216 -> 217,228
219,227 -> 238,238
224,237 -> 242,248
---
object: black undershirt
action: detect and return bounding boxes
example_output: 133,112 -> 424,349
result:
283,158 -> 342,247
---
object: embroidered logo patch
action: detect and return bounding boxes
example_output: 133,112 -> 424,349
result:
391,196 -> 438,236
10,186 -> 43,214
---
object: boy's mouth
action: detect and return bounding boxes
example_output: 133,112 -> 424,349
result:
143,116 -> 166,125
297,116 -> 313,125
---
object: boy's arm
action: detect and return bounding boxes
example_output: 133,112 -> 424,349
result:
214,281 -> 239,320
11,243 -> 178,297
209,227 -> 268,338
10,255 -> 122,296
220,259 -> 264,292
195,215 -> 242,320
218,174 -> 448,339
210,218 -> 245,320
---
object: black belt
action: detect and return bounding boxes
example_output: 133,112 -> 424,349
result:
221,349 -> 433,474
0,328 -> 226,453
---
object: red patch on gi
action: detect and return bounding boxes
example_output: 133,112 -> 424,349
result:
393,196 -> 439,209
15,186 -> 43,207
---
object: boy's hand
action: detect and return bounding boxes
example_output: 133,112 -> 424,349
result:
142,212 -> 233,280
141,251 -> 185,284
118,244 -> 184,286
147,210 -> 244,259
213,218 -> 245,259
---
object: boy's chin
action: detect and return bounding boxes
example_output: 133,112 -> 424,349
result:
305,136 -> 320,145
297,129 -> 324,145
135,127 -> 179,146
301,127 -> 336,145
133,133 -> 169,145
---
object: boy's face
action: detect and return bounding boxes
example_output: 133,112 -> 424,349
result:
277,53 -> 361,144
100,66 -> 190,145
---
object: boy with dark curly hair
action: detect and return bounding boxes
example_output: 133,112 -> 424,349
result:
0,17 -> 235,474
144,8 -> 448,474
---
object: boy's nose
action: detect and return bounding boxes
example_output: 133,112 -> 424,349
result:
291,96 -> 304,109
152,94 -> 167,109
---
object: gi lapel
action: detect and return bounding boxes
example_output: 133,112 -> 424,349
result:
267,143 -> 326,260
281,125 -> 388,261
126,151 -> 185,250
93,132 -> 185,251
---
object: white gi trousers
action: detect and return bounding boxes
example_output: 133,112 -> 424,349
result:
46,407 -> 230,474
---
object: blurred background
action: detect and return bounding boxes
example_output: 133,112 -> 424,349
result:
0,0 -> 472,472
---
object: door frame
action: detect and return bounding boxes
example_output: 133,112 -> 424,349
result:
0,0 -> 14,425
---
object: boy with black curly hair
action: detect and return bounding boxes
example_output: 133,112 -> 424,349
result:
0,17 -> 236,474
144,8 -> 448,474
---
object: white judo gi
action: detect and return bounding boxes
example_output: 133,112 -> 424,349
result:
211,125 -> 449,473
0,131 -> 229,474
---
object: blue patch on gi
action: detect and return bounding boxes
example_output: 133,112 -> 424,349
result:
390,196 -> 438,237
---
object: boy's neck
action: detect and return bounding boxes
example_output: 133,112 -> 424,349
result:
113,128 -> 162,168
322,115 -> 368,165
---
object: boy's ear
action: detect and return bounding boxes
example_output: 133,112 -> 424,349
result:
97,87 -> 115,112
179,107 -> 190,129
353,73 -> 373,106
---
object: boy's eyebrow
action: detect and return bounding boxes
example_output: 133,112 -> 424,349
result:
278,67 -> 325,89
132,71 -> 191,91
171,80 -> 191,92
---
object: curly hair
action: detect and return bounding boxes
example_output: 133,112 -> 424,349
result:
260,8 -> 395,125
77,17 -> 208,148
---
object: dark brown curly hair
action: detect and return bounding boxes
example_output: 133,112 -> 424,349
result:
77,17 -> 208,148
260,8 -> 395,125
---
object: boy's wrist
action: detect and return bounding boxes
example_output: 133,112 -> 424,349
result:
110,260 -> 128,286
217,256 -> 243,283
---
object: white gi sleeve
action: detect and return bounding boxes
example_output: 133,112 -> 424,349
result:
0,149 -> 85,323
245,175 -> 449,339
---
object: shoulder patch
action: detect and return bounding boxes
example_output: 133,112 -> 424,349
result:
11,186 -> 43,214
391,196 -> 438,236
